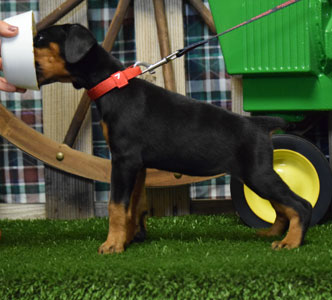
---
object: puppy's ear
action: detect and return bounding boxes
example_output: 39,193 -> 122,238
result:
64,24 -> 97,64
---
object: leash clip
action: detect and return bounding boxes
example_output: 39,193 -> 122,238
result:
134,50 -> 180,75
133,61 -> 155,74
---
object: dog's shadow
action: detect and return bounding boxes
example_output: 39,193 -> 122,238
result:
145,229 -> 263,244
143,215 -> 271,244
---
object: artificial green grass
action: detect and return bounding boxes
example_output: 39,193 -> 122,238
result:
1,215 -> 332,299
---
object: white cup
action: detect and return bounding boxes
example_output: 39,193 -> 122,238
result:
1,11 -> 39,90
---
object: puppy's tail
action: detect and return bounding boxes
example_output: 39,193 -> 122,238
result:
250,116 -> 288,133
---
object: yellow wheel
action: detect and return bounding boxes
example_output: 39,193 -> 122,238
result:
231,134 -> 332,228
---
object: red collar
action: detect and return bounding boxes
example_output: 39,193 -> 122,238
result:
87,66 -> 142,101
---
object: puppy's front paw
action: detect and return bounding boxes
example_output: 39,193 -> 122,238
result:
98,241 -> 125,254
271,240 -> 300,250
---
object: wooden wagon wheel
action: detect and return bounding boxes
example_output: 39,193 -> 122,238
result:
0,0 -> 224,187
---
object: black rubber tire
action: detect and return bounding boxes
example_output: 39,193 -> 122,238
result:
231,134 -> 332,228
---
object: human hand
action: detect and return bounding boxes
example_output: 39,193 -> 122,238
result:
0,20 -> 26,93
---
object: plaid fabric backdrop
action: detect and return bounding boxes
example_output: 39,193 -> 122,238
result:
0,0 -> 231,204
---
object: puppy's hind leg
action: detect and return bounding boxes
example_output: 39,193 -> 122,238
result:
245,170 -> 312,249
256,208 -> 288,238
271,199 -> 312,250
256,197 -> 290,237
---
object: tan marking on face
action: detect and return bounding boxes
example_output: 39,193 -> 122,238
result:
34,42 -> 71,84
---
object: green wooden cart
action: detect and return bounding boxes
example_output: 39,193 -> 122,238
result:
208,0 -> 332,227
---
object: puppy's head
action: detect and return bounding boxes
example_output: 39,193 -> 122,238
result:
34,24 -> 97,87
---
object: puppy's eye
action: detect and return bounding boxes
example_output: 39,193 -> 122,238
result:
34,34 -> 44,44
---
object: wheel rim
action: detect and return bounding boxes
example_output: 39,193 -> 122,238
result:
243,149 -> 320,224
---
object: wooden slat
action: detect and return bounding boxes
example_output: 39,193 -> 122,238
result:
39,0 -> 94,219
147,187 -> 190,217
45,167 -> 94,219
231,76 -> 250,116
0,204 -> 45,220
134,0 -> 186,95
153,0 -> 177,92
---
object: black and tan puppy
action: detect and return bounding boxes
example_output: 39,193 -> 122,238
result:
33,24 -> 312,253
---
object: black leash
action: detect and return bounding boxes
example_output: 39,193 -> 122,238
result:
137,0 -> 303,75
90,0 -> 303,100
